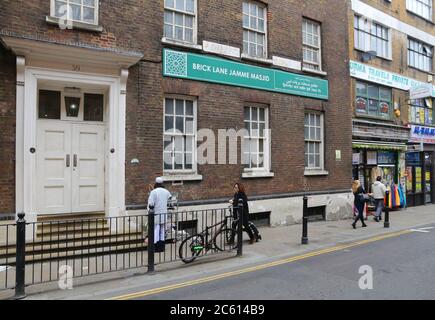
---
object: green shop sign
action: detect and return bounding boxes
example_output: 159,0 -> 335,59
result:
163,49 -> 329,100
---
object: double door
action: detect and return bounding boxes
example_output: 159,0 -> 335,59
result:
36,121 -> 105,214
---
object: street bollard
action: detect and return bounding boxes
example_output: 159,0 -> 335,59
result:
147,205 -> 155,274
237,199 -> 244,257
14,212 -> 26,299
301,195 -> 309,245
384,190 -> 390,228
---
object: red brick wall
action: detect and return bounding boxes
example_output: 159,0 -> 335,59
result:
0,0 -> 353,208
0,45 -> 16,213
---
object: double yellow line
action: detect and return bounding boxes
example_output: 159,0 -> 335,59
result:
108,229 -> 411,300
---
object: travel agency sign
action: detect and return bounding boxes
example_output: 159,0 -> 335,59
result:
350,60 -> 435,97
410,125 -> 435,144
163,49 -> 329,100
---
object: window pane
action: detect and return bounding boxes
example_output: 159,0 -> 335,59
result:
165,116 -> 174,132
174,136 -> 183,152
165,0 -> 174,8
55,1 -> 67,17
164,152 -> 173,170
176,116 -> 184,132
84,93 -> 104,121
175,0 -> 184,11
70,4 -> 81,20
38,90 -> 61,119
243,2 -> 249,14
185,15 -> 193,28
185,117 -> 194,134
165,98 -> 174,114
185,153 -> 193,170
83,7 -> 95,23
164,11 -> 173,23
164,24 -> 173,38
84,0 -> 95,6
176,99 -> 184,115
368,84 -> 379,99
185,100 -> 193,115
252,108 -> 258,121
175,26 -> 183,40
175,153 -> 183,169
186,0 -> 195,13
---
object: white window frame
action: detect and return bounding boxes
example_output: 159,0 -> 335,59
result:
354,15 -> 392,60
242,1 -> 268,59
50,0 -> 99,26
406,0 -> 433,21
163,0 -> 198,45
408,38 -> 433,73
163,96 -> 198,175
302,19 -> 322,72
243,105 -> 271,175
304,113 -> 325,172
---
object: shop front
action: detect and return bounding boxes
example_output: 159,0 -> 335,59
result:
352,145 -> 404,192
406,125 -> 435,207
352,119 -> 409,194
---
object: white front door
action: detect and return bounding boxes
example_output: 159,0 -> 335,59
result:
37,121 -> 105,214
71,124 -> 105,213
36,121 -> 72,214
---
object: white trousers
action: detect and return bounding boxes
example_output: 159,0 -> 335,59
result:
154,224 -> 165,243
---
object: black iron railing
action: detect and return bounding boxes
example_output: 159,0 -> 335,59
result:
0,205 -> 243,298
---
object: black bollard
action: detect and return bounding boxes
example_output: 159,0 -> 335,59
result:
384,190 -> 390,228
14,212 -> 26,299
147,205 -> 155,274
301,195 -> 309,245
237,199 -> 244,256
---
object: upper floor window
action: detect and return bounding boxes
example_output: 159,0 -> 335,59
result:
164,0 -> 197,44
354,16 -> 390,60
243,1 -> 267,59
406,0 -> 433,21
408,38 -> 433,73
52,0 -> 98,25
302,19 -> 322,71
409,98 -> 434,125
355,81 -> 392,120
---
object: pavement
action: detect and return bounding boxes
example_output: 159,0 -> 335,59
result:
1,204 -> 435,300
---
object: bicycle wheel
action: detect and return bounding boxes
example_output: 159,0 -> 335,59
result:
214,228 -> 237,252
178,234 -> 205,264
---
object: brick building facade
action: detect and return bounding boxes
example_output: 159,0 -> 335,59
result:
348,0 -> 435,208
0,0 -> 353,225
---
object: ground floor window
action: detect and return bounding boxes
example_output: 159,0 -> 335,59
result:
243,105 -> 269,171
305,113 -> 324,170
406,151 -> 433,206
163,97 -> 197,172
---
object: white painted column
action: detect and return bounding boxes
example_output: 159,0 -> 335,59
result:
117,68 -> 129,216
15,56 -> 25,218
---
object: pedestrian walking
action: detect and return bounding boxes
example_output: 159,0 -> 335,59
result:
148,177 -> 172,252
352,180 -> 368,229
229,183 -> 256,244
372,176 -> 387,222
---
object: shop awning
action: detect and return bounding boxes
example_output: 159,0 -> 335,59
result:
352,141 -> 407,151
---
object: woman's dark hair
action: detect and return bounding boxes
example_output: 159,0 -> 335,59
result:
234,182 -> 246,193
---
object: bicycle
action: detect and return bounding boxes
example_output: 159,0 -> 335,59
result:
178,214 -> 238,264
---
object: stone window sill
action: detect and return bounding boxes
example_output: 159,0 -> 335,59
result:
161,38 -> 203,51
46,16 -> 103,32
302,67 -> 328,76
242,171 -> 275,179
162,174 -> 203,182
241,53 -> 273,65
304,169 -> 329,176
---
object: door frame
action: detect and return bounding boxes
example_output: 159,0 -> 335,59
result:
17,66 -> 129,220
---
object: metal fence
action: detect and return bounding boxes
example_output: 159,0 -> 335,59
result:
0,204 -> 243,297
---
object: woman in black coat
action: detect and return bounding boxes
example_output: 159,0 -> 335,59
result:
230,182 -> 256,244
352,180 -> 368,229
